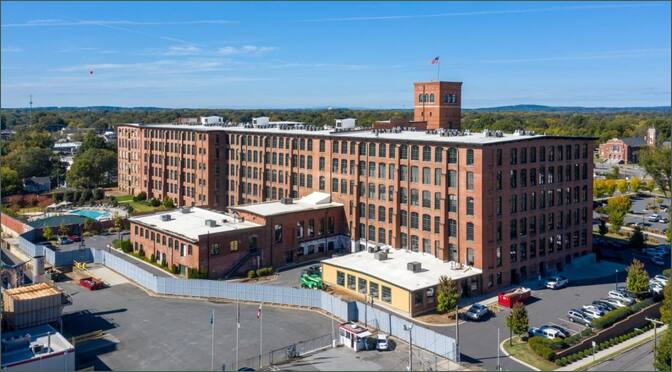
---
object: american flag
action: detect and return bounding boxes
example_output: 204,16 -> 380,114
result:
429,56 -> 440,64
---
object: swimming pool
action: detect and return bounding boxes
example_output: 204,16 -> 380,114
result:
69,209 -> 110,220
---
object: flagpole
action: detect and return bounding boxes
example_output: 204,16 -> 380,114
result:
259,303 -> 263,369
437,60 -> 440,81
236,299 -> 240,372
211,309 -> 215,371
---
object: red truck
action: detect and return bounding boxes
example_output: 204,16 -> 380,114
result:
497,287 -> 532,308
79,277 -> 105,290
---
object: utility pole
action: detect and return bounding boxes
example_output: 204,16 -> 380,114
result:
646,317 -> 664,360
29,95 -> 33,125
404,324 -> 413,371
455,304 -> 460,363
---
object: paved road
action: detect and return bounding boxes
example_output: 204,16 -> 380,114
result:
59,281 -> 333,371
588,339 -> 655,371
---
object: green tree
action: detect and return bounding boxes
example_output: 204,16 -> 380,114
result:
0,166 -> 22,194
630,176 -> 641,193
594,180 -> 608,197
606,195 -> 631,231
436,275 -> 460,314
163,197 -> 175,209
506,302 -> 529,345
83,218 -> 93,234
639,147 -> 672,197
79,131 -> 112,153
605,179 -> 617,196
645,179 -> 656,192
113,212 -> 123,241
58,223 -> 68,237
629,226 -> 645,250
625,259 -> 650,297
66,148 -> 117,188
4,146 -> 54,179
661,281 -> 672,325
616,179 -> 629,194
654,328 -> 671,372
43,227 -> 54,241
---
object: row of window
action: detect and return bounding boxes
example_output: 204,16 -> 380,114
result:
496,164 -> 589,190
336,271 -> 393,303
495,229 -> 588,266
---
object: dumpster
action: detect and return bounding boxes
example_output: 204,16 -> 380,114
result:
497,287 -> 531,308
79,277 -> 105,290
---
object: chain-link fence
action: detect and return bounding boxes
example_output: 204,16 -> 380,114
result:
226,333 -> 334,371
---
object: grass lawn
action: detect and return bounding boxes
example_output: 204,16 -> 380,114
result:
502,336 -> 558,371
116,194 -> 164,214
18,206 -> 45,214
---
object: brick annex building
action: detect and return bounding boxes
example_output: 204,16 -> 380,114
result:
118,81 -> 594,296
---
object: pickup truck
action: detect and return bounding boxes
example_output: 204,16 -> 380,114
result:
79,277 -> 105,290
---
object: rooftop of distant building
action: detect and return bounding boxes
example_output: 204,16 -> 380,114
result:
1,324 -> 74,368
129,207 -> 260,241
233,192 -> 343,217
322,248 -> 482,291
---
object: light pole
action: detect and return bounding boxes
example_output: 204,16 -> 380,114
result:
592,341 -> 596,362
497,328 -> 501,371
404,324 -> 413,372
455,303 -> 460,363
646,317 -> 664,361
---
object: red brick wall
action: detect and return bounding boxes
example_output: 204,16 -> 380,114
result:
413,81 -> 462,130
1,213 -> 31,236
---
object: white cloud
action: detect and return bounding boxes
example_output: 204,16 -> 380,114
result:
163,45 -> 202,56
216,45 -> 276,56
2,19 -> 236,28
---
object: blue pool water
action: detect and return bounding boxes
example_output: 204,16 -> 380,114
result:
70,209 -> 110,220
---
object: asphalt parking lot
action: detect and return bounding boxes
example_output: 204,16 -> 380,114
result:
624,195 -> 670,235
427,267 -> 636,371
58,280 -> 333,370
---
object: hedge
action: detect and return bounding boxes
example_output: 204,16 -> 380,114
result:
529,336 -> 555,361
630,297 -> 654,313
591,306 -> 632,329
564,327 -> 593,346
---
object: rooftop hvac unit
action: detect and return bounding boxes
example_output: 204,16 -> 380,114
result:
407,261 -> 422,272
367,245 -> 379,253
204,219 -> 217,227
160,214 -> 172,221
374,251 -> 388,261
180,207 -> 191,214
280,197 -> 293,205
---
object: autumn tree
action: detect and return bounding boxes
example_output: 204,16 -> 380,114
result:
625,259 -> 649,297
606,195 -> 631,231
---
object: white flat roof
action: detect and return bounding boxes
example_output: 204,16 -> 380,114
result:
233,192 -> 342,217
130,207 -> 260,241
322,249 -> 481,291
119,123 -> 559,145
1,324 -> 74,368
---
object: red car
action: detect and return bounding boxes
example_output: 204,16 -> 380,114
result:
79,277 -> 104,290
68,235 -> 81,242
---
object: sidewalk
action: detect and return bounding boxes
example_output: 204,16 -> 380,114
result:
556,324 -> 668,371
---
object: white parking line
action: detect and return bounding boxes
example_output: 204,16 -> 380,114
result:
557,318 -> 586,332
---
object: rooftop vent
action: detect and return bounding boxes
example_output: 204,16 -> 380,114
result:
180,207 -> 191,214
281,198 -> 293,205
374,251 -> 388,261
160,214 -> 172,222
407,261 -> 422,273
204,219 -> 217,227
367,245 -> 380,254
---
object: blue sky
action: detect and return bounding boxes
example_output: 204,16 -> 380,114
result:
1,1 -> 670,108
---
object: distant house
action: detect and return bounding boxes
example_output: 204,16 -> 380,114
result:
598,127 -> 656,164
23,176 -> 51,193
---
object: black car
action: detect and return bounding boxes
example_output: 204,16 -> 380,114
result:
567,309 -> 593,326
592,300 -> 616,312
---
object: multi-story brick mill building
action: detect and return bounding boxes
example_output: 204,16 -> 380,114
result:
118,81 -> 594,300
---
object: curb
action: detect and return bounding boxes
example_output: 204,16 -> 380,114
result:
499,338 -> 541,371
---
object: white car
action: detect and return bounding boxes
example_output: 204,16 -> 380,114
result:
601,297 -> 628,308
608,290 -> 635,305
376,334 -> 389,351
648,214 -> 661,222
529,326 -> 565,340
545,275 -> 569,289
649,280 -> 664,295
653,274 -> 669,287
581,305 -> 605,319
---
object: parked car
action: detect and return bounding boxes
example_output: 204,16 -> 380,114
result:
608,290 -> 635,305
541,325 -> 571,338
591,300 -> 615,312
581,305 -> 605,319
653,274 -> 669,287
376,334 -> 389,351
68,235 -> 81,242
649,280 -> 664,295
601,297 -> 628,308
545,275 -> 569,289
57,236 -> 71,245
567,309 -> 593,326
643,247 -> 667,257
463,303 -> 490,321
528,326 -> 564,339
648,214 -> 661,222
635,222 -> 647,229
658,217 -> 669,223
652,255 -> 667,266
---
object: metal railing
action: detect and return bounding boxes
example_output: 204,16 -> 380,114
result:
228,333 -> 334,371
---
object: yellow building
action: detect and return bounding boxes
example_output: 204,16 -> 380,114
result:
322,248 -> 481,317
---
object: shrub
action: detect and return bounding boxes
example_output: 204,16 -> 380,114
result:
256,267 -> 274,277
529,336 -> 555,361
134,191 -> 147,202
247,270 -> 256,279
150,253 -> 156,262
564,327 -> 593,346
187,268 -> 208,279
120,240 -> 132,253
592,307 -> 632,329
138,247 -> 145,257
161,256 -> 167,268
631,297 -> 654,313
93,188 -> 104,200
556,357 -> 567,366
150,198 -> 161,207
599,341 -> 608,350
171,265 -> 180,274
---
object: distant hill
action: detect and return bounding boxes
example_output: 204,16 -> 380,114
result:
464,104 -> 671,113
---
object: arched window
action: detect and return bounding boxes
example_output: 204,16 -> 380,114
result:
423,93 -> 429,102
466,197 -> 474,215
418,94 -> 424,102
429,94 -> 435,102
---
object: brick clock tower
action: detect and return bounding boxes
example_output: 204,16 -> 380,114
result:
413,81 -> 462,130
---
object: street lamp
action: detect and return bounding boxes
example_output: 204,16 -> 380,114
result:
403,324 -> 414,372
646,317 -> 664,361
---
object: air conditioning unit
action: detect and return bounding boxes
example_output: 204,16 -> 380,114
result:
374,251 -> 388,261
407,261 -> 422,272
160,214 -> 171,221
180,207 -> 191,214
367,246 -> 379,253
281,198 -> 293,205
204,219 -> 217,227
